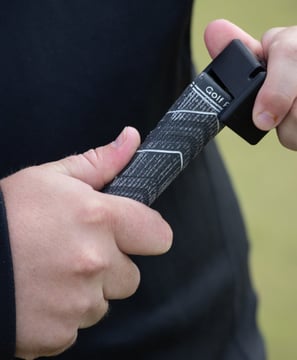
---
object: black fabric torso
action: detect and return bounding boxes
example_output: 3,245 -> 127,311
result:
0,0 -> 192,176
0,2 -> 265,359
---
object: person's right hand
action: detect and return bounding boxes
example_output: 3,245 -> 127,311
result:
0,126 -> 173,360
204,19 -> 297,150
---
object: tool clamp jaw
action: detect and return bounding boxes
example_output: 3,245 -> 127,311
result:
204,39 -> 267,144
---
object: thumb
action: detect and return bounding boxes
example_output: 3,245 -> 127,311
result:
204,19 -> 263,60
50,126 -> 141,190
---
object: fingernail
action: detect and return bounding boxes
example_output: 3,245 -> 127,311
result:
113,127 -> 128,148
255,111 -> 278,130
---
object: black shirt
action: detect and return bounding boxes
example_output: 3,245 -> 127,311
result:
0,2 -> 266,359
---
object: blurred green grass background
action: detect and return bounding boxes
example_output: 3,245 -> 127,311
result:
191,1 -> 297,359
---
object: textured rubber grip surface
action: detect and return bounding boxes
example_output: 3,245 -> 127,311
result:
103,72 -> 232,205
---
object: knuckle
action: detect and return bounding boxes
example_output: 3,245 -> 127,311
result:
277,37 -> 297,61
75,294 -> 94,316
88,298 -> 109,325
80,201 -> 113,227
82,148 -> 103,169
76,290 -> 109,328
268,32 -> 297,61
74,249 -> 110,276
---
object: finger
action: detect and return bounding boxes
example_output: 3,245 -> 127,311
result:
102,193 -> 173,256
79,288 -> 109,329
253,27 -> 297,130
204,19 -> 263,60
102,253 -> 141,300
276,98 -> 297,150
49,126 -> 141,190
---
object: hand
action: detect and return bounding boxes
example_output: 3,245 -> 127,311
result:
204,19 -> 297,150
0,127 -> 173,360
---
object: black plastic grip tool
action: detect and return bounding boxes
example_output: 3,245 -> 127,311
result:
103,39 -> 267,205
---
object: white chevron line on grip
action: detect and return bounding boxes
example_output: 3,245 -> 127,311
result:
136,149 -> 184,172
167,109 -> 217,116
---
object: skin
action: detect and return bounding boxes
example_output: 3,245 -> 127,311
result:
1,18 -> 297,360
204,19 -> 297,150
1,127 -> 173,359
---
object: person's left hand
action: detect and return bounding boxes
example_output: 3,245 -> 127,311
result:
204,19 -> 297,150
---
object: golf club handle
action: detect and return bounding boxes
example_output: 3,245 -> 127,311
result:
103,72 -> 229,205
102,40 -> 267,206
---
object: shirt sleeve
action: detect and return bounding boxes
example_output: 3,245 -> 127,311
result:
0,189 -> 16,359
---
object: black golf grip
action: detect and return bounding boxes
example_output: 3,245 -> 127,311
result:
103,72 -> 231,205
